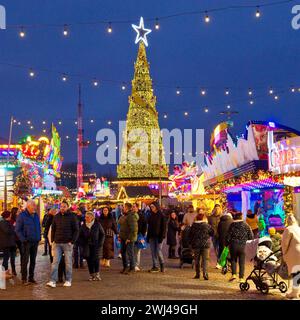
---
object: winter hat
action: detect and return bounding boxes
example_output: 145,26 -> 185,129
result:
1,211 -> 11,219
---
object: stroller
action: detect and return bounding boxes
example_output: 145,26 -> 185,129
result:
178,226 -> 194,269
240,237 -> 288,294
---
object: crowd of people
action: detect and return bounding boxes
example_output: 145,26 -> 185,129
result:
0,200 -> 300,299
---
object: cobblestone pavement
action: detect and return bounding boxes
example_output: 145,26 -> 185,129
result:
0,245 -> 287,300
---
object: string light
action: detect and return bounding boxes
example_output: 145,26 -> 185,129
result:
176,88 -> 181,95
90,119 -> 94,123
274,95 -> 279,100
75,121 -> 78,125
43,129 -> 46,133
155,18 -> 160,30
63,24 -> 69,37
66,135 -> 69,139
255,6 -> 261,18
19,27 -> 26,38
291,87 -> 296,92
61,74 -> 68,82
201,89 -> 206,96
121,83 -> 126,90
184,111 -> 188,116
58,121 -> 62,125
30,126 -> 34,130
204,11 -> 210,23
225,88 -> 230,95
93,79 -> 99,87
42,121 -> 46,125
18,122 -> 21,125
269,87 -> 274,94
248,89 -> 253,96
107,120 -> 112,125
107,22 -> 112,34
27,121 -> 31,125
163,114 -> 168,119
204,108 -> 209,113
29,69 -> 35,78
249,100 -> 254,105
227,105 -> 231,109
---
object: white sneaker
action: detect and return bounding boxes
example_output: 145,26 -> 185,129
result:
63,281 -> 72,287
46,281 -> 56,288
135,266 -> 141,272
118,254 -> 122,259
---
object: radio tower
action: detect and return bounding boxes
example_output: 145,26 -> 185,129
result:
77,84 -> 83,189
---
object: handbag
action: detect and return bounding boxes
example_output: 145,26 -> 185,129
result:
218,246 -> 229,267
278,261 -> 290,280
137,234 -> 148,250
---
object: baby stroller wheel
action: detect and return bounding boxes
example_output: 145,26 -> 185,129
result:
260,283 -> 269,295
278,281 -> 288,293
239,282 -> 250,292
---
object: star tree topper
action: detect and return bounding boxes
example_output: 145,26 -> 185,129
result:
132,17 -> 152,47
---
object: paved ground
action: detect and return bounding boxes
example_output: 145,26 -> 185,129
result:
0,244 -> 288,300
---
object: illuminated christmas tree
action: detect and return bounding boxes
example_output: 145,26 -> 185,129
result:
117,41 -> 168,180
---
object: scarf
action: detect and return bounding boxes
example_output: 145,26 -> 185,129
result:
86,220 -> 95,229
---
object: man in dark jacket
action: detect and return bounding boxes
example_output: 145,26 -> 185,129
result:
46,200 -> 79,288
189,213 -> 214,280
15,200 -> 41,285
119,203 -> 139,274
0,211 -> 16,275
147,202 -> 167,273
132,203 -> 147,271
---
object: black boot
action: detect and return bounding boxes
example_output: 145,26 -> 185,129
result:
193,273 -> 200,279
203,273 -> 209,280
160,263 -> 165,273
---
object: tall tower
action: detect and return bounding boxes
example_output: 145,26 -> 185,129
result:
77,84 -> 83,189
117,41 -> 168,180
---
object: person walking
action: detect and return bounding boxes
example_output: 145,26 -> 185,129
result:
225,212 -> 253,283
15,200 -> 41,285
99,207 -> 118,268
246,209 -> 259,238
0,211 -> 17,277
188,213 -> 214,280
119,203 -> 139,274
208,204 -> 222,268
217,212 -> 233,259
281,214 -> 300,299
183,205 -> 197,227
73,209 -> 84,269
167,211 -> 180,259
147,202 -> 167,273
132,203 -> 147,271
46,200 -> 79,288
78,212 -> 105,281
41,210 -> 50,256
10,207 -> 22,265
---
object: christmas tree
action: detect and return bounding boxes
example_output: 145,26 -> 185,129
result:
117,42 -> 168,179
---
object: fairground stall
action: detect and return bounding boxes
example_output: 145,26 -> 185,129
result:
202,120 -> 300,233
0,125 -> 63,211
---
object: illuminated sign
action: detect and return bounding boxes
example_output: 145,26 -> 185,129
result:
268,133 -> 300,174
283,176 -> 300,187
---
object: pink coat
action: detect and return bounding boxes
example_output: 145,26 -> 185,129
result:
281,224 -> 300,274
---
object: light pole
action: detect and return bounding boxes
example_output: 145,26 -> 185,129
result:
4,116 -> 14,211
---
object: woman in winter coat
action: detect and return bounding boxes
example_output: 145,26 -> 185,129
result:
0,211 -> 17,276
188,213 -> 214,280
226,212 -> 253,283
79,211 -> 105,281
208,204 -> 222,265
281,214 -> 300,299
99,207 -> 118,267
167,211 -> 181,259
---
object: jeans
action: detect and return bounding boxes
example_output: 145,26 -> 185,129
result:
73,243 -> 83,267
149,238 -> 164,268
50,243 -> 73,283
193,248 -> 209,275
21,241 -> 38,281
134,245 -> 141,267
2,246 -> 16,272
86,246 -> 100,274
121,240 -> 135,270
229,242 -> 246,278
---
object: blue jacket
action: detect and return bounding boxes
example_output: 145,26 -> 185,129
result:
16,210 -> 41,243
